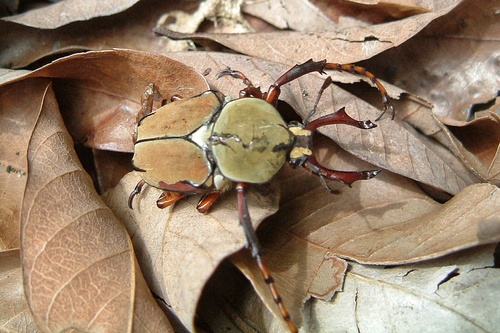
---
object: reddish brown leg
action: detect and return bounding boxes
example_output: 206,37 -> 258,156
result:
156,191 -> 185,209
302,79 -> 381,192
305,107 -> 376,131
235,183 -> 297,333
216,68 -> 265,98
304,154 -> 380,191
196,191 -> 222,213
265,59 -> 394,120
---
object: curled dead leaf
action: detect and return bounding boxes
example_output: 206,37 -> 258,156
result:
21,82 -> 172,332
0,249 -> 38,331
0,79 -> 46,250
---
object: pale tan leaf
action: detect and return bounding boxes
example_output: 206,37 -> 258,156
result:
0,1 -> 190,68
243,0 -> 344,32
231,240 -> 347,330
244,0 -> 432,32
21,83 -> 172,332
302,245 -> 500,332
0,79 -> 47,250
0,249 -> 38,332
3,0 -> 140,29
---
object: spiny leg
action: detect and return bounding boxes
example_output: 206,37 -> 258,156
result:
301,81 -> 381,191
216,68 -> 265,98
324,62 -> 393,120
235,182 -> 298,333
265,59 -> 394,120
304,154 -> 381,190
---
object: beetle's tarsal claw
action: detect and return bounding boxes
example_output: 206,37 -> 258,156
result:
363,169 -> 382,180
361,119 -> 377,129
128,179 -> 146,209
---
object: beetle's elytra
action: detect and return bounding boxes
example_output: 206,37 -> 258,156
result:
129,59 -> 394,333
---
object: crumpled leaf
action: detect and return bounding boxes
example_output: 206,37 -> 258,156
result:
365,0 -> 499,122
20,81 -> 172,332
0,249 -> 38,332
104,171 -> 281,332
302,244 -> 500,332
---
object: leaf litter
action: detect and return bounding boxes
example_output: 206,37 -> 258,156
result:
0,0 -> 498,332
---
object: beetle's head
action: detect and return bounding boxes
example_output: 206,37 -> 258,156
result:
287,121 -> 313,168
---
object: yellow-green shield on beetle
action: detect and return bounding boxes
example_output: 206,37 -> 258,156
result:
211,98 -> 294,184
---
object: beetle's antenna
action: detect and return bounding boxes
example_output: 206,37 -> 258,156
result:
304,76 -> 333,125
235,182 -> 298,333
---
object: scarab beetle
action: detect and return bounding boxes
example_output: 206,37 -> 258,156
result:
129,59 -> 394,332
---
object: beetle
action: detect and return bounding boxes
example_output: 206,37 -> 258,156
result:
129,59 -> 394,332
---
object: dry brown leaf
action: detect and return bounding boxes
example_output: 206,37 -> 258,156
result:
3,0 -> 140,29
231,239 -> 348,329
0,79 -> 47,250
160,0 -> 462,65
199,245 -> 500,332
21,82 -> 172,332
301,244 -> 500,332
0,249 -> 38,332
446,111 -> 500,185
104,171 -> 281,332
0,0 -> 193,68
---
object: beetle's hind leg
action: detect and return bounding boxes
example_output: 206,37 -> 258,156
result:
235,182 -> 298,333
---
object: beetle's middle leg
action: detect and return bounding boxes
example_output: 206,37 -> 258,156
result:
216,68 -> 265,99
